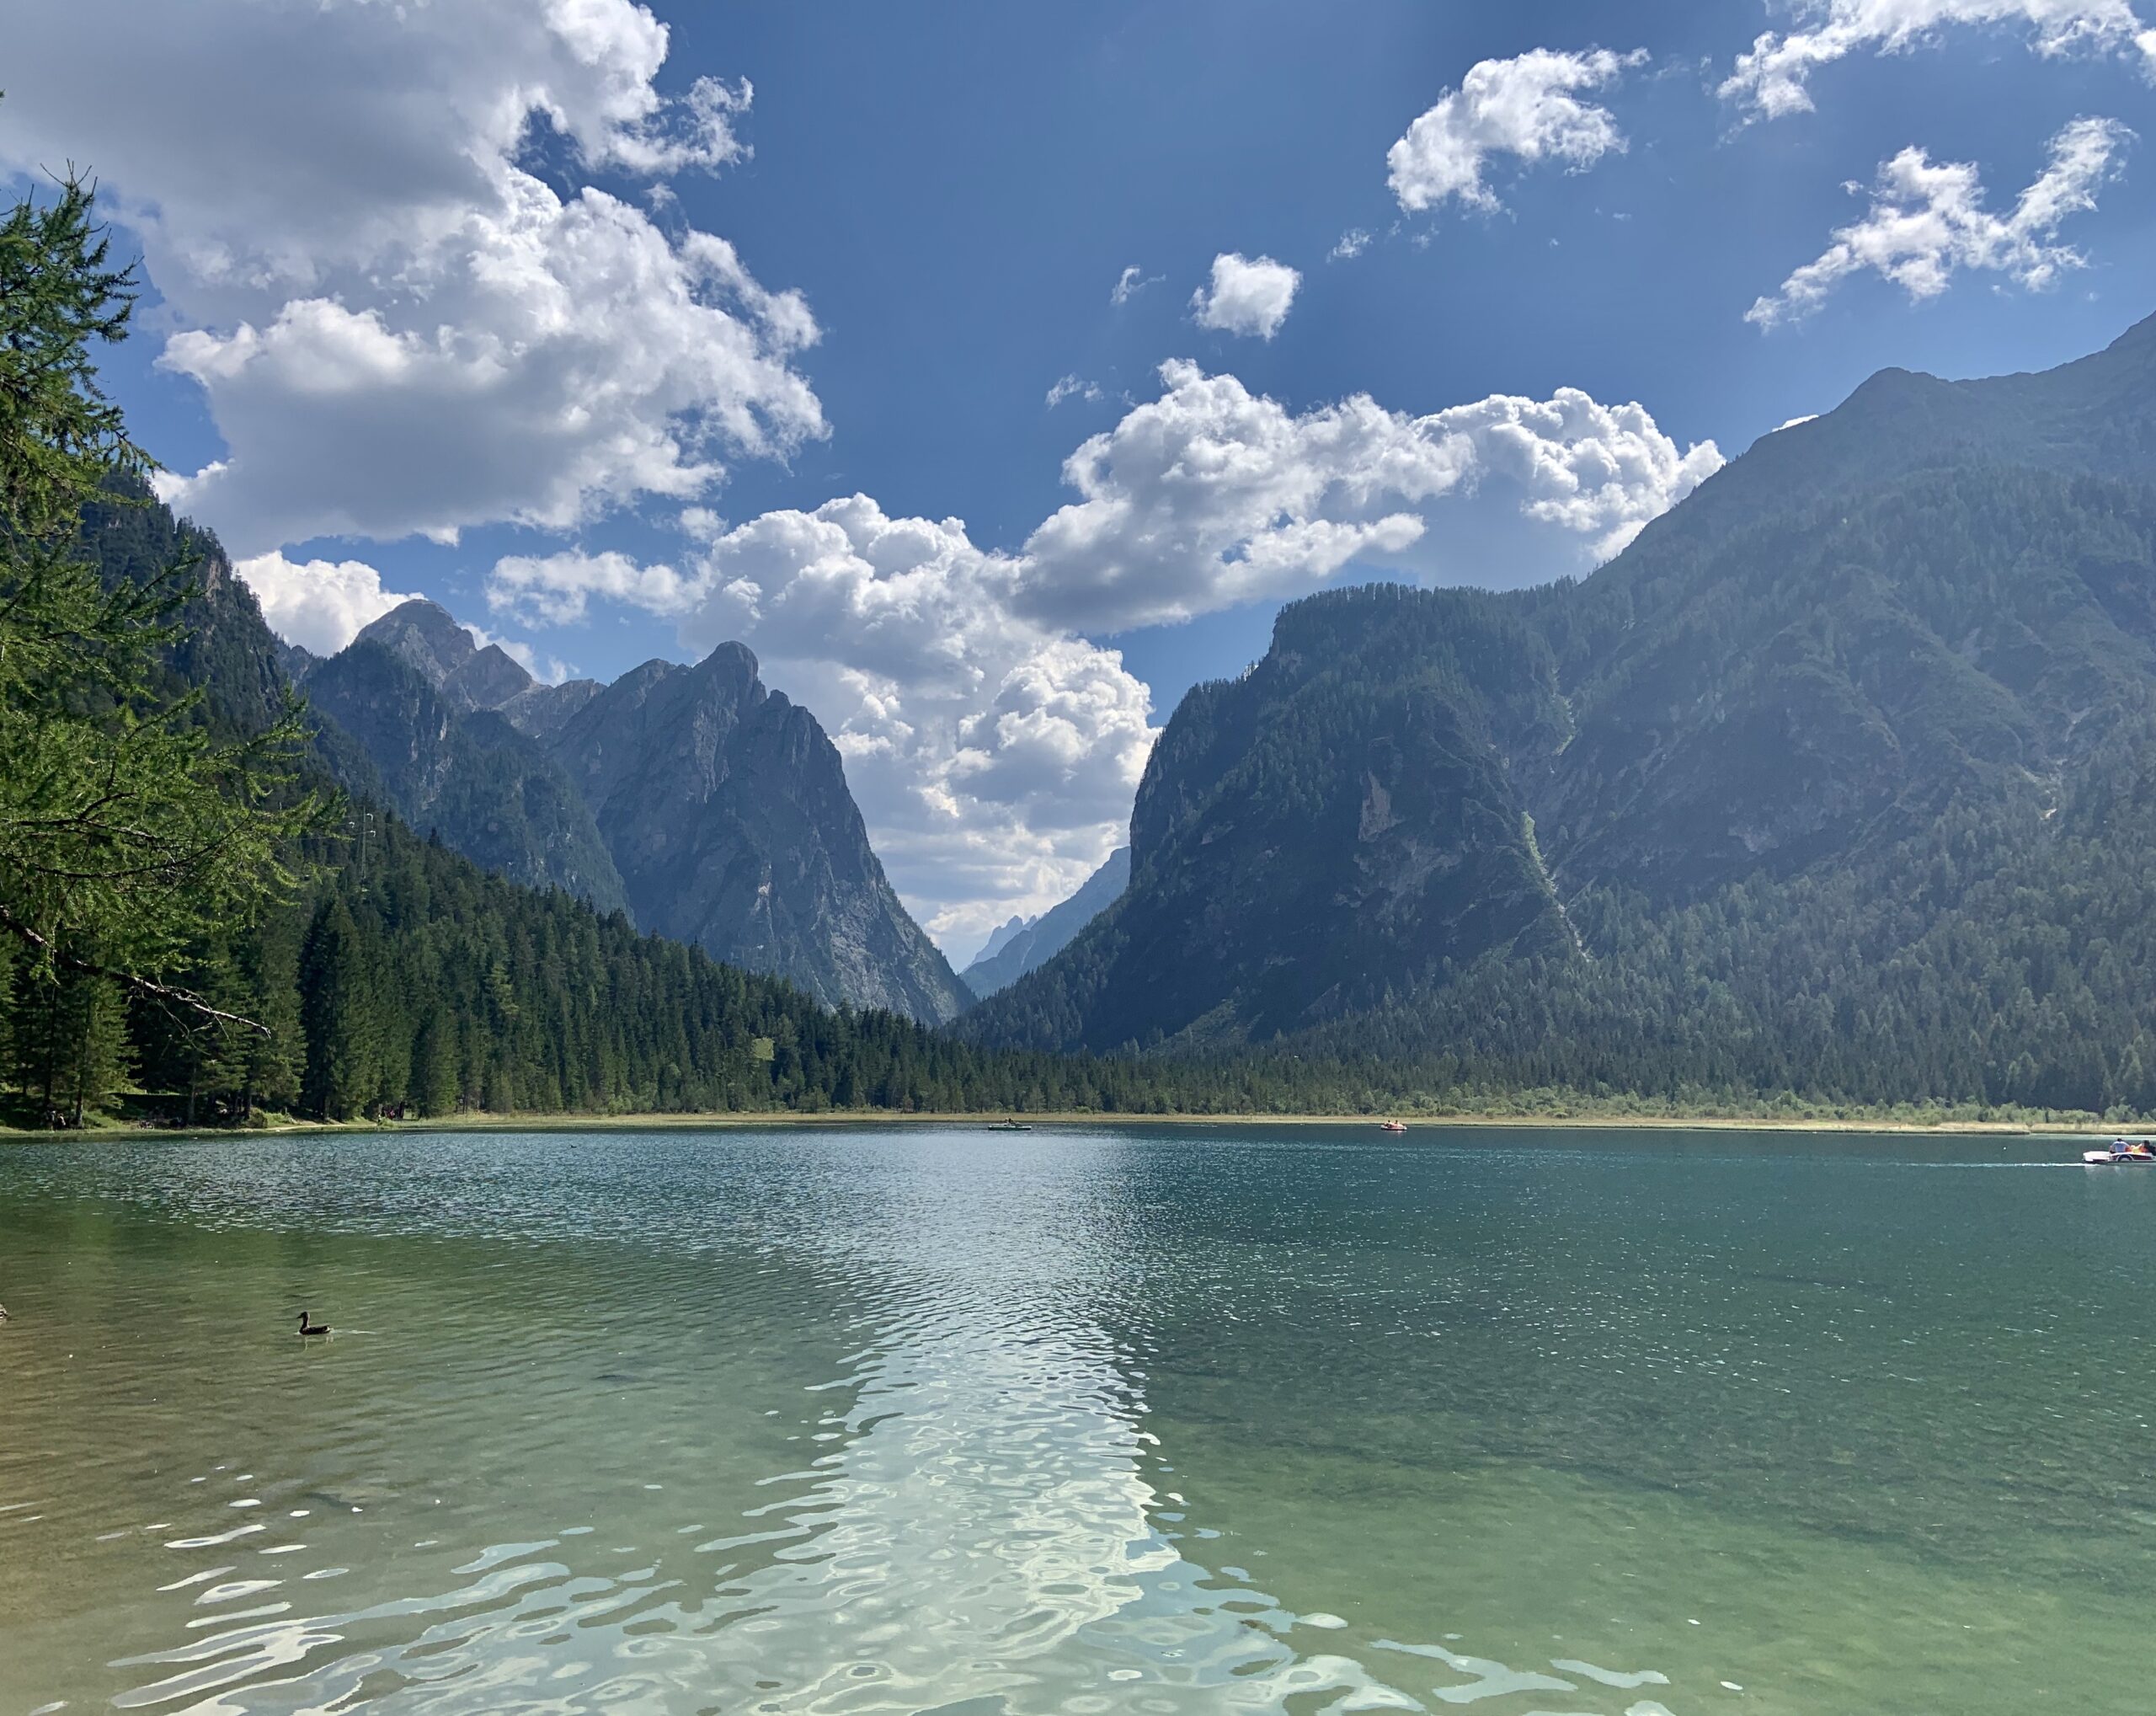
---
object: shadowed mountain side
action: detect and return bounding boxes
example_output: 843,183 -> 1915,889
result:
960,309 -> 2156,1085
548,644 -> 972,1024
305,641 -> 631,917
963,589 -> 1575,1051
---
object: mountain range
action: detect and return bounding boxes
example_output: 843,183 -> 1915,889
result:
293,598 -> 972,1024
957,311 -> 2156,1115
961,847 -> 1129,998
77,307 -> 2156,1117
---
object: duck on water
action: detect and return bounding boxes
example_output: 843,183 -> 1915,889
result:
297,1311 -> 331,1336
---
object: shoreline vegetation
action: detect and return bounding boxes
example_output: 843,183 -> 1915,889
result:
2,1102 -> 2127,1142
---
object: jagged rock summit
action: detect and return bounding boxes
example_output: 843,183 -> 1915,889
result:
548,641 -> 971,1024
312,603 -> 968,1021
349,599 -> 600,737
305,634 -> 631,917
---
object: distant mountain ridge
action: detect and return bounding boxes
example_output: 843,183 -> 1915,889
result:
961,847 -> 1129,998
303,639 -> 631,917
959,308 -> 2156,1114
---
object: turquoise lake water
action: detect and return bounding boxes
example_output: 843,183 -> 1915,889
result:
3,1125 -> 2153,1714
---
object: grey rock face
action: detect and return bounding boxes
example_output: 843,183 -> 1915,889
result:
353,599 -> 483,690
500,678 -> 605,741
307,639 -> 630,917
550,643 -> 972,1024
445,644 -> 536,710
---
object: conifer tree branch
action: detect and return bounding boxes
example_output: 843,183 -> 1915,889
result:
0,901 -> 268,1034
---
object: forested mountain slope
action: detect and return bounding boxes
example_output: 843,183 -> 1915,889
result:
14,490 -> 1128,1121
961,312 -> 2156,1114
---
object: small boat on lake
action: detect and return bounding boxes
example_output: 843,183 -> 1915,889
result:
1379,1120 -> 1408,1133
987,1120 -> 1033,1132
2082,1137 -> 2156,1165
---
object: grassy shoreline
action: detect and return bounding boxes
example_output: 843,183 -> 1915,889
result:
2,1108 -> 2123,1143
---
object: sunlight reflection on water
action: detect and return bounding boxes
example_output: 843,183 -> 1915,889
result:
4,1125 -> 2153,1713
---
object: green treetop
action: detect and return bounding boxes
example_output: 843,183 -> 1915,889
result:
0,172 -> 318,1041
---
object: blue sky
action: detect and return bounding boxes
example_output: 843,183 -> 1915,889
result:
6,1 -> 2155,959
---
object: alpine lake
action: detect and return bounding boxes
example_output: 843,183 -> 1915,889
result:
3,1124 -> 2153,1716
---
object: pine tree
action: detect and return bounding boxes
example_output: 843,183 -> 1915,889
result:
242,913 -> 305,1117
56,971 -> 131,1127
0,171 -> 318,1065
11,965 -> 131,1126
411,1007 -> 462,1118
299,897 -> 376,1120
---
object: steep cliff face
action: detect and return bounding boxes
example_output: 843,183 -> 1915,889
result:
550,643 -> 972,1023
965,588 -> 1574,1050
499,678 -> 604,741
306,640 -> 630,917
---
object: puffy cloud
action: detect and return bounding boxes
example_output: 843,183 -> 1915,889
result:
488,548 -> 702,626
1018,361 -> 1722,632
0,0 -> 823,557
1386,47 -> 1649,213
1190,254 -> 1302,339
483,365 -> 1717,940
1331,227 -> 1374,260
677,500 -> 1155,949
1748,117 -> 2132,326
1721,1 -> 2156,120
232,552 -> 419,656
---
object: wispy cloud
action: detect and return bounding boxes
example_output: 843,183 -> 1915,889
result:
1748,116 -> 2133,327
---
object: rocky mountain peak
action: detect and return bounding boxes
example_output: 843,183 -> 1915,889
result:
354,599 -> 478,687
446,642 -> 536,709
545,639 -> 971,1023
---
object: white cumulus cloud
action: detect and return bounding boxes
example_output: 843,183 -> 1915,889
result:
1018,361 -> 1723,633
0,0 -> 824,557
1190,254 -> 1303,339
1748,116 -> 2132,326
232,552 -> 419,657
487,549 -> 702,626
1722,0 -> 2156,120
488,501 -> 1155,949
484,363 -> 1718,940
1386,46 -> 1650,212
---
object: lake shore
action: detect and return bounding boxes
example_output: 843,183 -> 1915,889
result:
2,1108 -> 2121,1142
